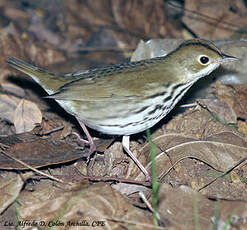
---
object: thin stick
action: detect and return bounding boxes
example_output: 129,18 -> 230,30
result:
1,150 -> 65,183
198,157 -> 247,192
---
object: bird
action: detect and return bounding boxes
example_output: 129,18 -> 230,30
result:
6,39 -> 238,181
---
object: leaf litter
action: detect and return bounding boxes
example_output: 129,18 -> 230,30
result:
0,0 -> 247,229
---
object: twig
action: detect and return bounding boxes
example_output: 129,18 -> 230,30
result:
1,150 -> 65,183
198,157 -> 247,191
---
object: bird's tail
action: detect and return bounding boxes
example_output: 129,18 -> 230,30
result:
6,57 -> 71,95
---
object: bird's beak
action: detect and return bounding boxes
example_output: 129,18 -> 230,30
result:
220,54 -> 239,63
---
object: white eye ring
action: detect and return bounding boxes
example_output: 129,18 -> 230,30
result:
198,55 -> 210,65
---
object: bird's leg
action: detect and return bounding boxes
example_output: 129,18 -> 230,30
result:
70,131 -> 90,145
75,117 -> 97,163
122,135 -> 151,182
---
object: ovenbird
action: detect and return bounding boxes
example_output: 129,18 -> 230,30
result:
6,39 -> 237,180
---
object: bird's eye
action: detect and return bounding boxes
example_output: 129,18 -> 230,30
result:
198,55 -> 210,65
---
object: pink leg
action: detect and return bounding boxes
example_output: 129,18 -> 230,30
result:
122,135 -> 152,182
76,117 -> 96,163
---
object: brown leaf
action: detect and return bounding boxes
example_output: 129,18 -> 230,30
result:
197,98 -> 237,124
212,81 -> 247,120
0,174 -> 24,214
205,131 -> 247,146
134,132 -> 247,199
183,0 -> 247,39
0,93 -> 43,134
142,132 -> 247,173
13,99 -> 42,134
0,132 -> 83,169
158,184 -> 247,230
0,132 -> 112,170
0,25 -> 66,73
0,82 -> 25,97
17,183 -> 153,230
65,0 -> 180,51
164,106 -> 231,139
232,84 -> 247,119
0,94 -> 20,123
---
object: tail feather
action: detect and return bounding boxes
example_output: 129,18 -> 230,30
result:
6,57 -> 70,95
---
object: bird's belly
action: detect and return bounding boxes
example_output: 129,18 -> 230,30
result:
56,98 -> 167,135
54,80 -> 195,136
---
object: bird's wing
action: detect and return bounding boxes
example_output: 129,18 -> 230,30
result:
48,62 -> 171,102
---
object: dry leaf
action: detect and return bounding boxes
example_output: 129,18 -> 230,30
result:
0,95 -> 42,133
164,106 -> 231,139
65,0 -> 180,50
133,132 -> 247,199
0,94 -> 20,122
183,0 -> 247,39
13,99 -> 42,134
0,174 -> 24,214
158,184 -> 247,230
197,98 -> 237,124
0,24 -> 66,72
212,81 -> 247,120
0,82 -> 25,97
141,132 -> 247,175
0,132 -> 112,170
17,183 -> 153,230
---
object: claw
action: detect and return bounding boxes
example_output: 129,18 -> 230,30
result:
86,141 -> 97,164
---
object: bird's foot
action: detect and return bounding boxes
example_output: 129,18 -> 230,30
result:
86,140 -> 97,163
